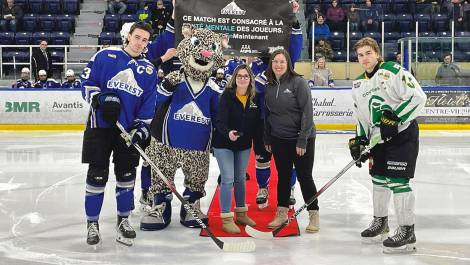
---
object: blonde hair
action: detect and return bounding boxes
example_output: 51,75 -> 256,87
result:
353,37 -> 383,63
225,64 -> 256,101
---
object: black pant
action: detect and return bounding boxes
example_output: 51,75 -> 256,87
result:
271,136 -> 318,210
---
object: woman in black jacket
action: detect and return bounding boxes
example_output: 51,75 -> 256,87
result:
264,49 -> 319,233
212,64 -> 259,234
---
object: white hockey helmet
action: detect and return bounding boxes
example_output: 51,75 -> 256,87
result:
120,22 -> 135,45
38,69 -> 47,76
216,68 -> 224,74
21,67 -> 30,73
65,69 -> 75,77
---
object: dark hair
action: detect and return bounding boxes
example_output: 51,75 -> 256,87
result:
225,64 -> 256,101
265,49 -> 301,84
128,22 -> 154,40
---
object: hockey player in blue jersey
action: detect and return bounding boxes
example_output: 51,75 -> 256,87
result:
81,22 -> 157,247
140,24 -> 228,231
210,68 -> 228,89
13,67 -> 33,88
33,70 -> 61,89
61,69 -> 81,88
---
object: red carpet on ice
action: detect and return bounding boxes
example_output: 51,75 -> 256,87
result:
200,151 -> 300,237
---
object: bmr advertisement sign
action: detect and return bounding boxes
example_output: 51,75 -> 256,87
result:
0,89 -> 88,124
175,0 -> 293,56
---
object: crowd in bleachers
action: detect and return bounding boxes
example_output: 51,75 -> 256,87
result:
99,0 -> 172,45
0,0 -> 79,79
304,0 -> 470,62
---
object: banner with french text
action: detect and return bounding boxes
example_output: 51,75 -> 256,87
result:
174,0 -> 294,56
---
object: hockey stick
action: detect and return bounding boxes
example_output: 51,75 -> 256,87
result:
116,121 -> 256,252
246,140 -> 378,240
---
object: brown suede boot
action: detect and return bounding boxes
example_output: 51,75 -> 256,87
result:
267,207 -> 289,229
221,212 -> 241,234
306,210 -> 319,233
234,207 -> 256,227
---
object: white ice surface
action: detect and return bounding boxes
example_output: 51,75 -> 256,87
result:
0,130 -> 469,265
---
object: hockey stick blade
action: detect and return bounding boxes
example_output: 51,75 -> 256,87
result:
116,122 -> 256,252
245,145 -> 373,240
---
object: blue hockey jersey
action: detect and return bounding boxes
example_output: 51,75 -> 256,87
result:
34,79 -> 61,89
81,47 -> 157,129
209,77 -> 227,90
61,80 -> 81,89
146,20 -> 182,73
13,79 -> 32,88
156,76 -> 221,151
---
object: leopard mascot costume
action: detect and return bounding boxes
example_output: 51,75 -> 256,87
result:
141,24 -> 228,230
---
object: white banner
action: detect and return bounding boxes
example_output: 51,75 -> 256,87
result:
0,89 -> 89,124
310,88 -> 355,124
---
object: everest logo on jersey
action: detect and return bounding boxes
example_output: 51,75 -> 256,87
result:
107,69 -> 144,97
174,102 -> 211,125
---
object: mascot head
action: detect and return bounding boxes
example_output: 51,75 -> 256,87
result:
177,24 -> 229,81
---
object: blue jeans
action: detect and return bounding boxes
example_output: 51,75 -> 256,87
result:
214,148 -> 251,214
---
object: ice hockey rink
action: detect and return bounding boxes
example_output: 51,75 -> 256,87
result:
0,130 -> 469,265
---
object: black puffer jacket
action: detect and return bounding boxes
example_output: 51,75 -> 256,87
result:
212,89 -> 261,151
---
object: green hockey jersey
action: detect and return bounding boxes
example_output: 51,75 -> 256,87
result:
351,61 -> 427,142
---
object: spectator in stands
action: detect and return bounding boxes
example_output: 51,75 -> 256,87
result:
0,0 -> 23,32
137,3 -> 152,26
12,67 -> 33,88
314,38 -> 333,61
308,15 -> 331,59
435,54 -> 461,85
360,0 -> 379,32
451,1 -> 466,31
311,56 -> 334,87
464,1 -> 470,30
415,0 -> 434,14
61,69 -> 81,88
326,0 -> 345,32
306,5 -> 322,36
152,0 -> 171,34
32,40 -> 53,81
34,70 -> 60,89
348,4 -> 361,32
108,0 -> 127,15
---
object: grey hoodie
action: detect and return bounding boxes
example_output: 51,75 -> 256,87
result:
264,74 -> 316,149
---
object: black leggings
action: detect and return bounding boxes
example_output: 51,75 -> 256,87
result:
271,137 -> 318,211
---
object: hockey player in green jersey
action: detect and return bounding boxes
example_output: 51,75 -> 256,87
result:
349,37 -> 427,254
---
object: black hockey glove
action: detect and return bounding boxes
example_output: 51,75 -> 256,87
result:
91,92 -> 121,123
130,120 -> 150,147
380,110 -> 401,142
348,136 -> 369,168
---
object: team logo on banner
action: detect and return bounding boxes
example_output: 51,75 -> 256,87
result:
221,1 -> 246,15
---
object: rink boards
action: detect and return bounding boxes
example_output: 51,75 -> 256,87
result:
0,87 -> 469,130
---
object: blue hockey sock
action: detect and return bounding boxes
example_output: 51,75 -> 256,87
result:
140,163 -> 151,191
256,168 -> 270,188
116,186 -> 134,217
290,167 -> 297,188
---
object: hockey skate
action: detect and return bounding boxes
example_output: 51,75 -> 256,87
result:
289,187 -> 296,209
361,216 -> 389,244
383,225 -> 416,254
256,188 -> 269,209
86,221 -> 101,248
140,193 -> 172,231
116,217 -> 136,247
